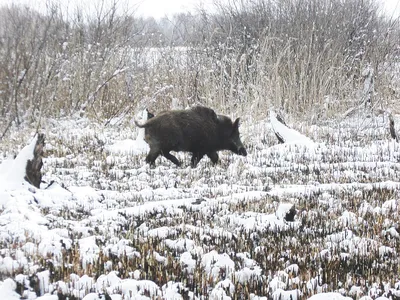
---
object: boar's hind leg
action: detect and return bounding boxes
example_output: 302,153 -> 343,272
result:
163,152 -> 181,166
191,153 -> 204,168
207,152 -> 219,164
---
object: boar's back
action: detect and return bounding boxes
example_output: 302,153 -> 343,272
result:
144,106 -> 221,153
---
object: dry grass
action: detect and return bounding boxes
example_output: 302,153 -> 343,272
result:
0,0 -> 399,138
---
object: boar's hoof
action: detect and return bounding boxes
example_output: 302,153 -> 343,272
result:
207,152 -> 219,164
145,157 -> 157,167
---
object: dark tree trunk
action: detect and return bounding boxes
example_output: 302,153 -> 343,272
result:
25,133 -> 45,188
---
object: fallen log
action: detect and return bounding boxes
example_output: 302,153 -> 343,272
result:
272,112 -> 286,143
270,111 -> 313,144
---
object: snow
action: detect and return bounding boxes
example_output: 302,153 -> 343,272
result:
275,202 -> 295,220
202,250 -> 235,281
272,289 -> 300,300
107,138 -> 149,155
269,111 -> 314,144
0,111 -> 400,299
106,109 -> 149,155
0,278 -> 20,300
307,293 -> 352,300
0,134 -> 37,189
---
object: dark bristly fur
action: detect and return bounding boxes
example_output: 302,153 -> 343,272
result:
135,106 -> 247,167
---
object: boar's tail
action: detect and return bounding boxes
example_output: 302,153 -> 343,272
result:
134,119 -> 147,128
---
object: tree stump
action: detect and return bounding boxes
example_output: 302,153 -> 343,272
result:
389,114 -> 398,142
284,205 -> 296,222
25,133 -> 45,188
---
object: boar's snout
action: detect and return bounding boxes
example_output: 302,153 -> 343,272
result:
238,147 -> 247,156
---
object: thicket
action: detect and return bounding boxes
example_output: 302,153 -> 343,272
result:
0,0 -> 399,138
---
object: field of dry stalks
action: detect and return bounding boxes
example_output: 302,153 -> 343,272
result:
0,1 -> 400,298
1,110 -> 399,299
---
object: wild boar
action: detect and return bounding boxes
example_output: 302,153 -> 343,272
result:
135,106 -> 247,167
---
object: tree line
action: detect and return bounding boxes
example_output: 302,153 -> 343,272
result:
0,0 -> 398,138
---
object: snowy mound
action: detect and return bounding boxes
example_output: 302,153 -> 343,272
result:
107,138 -> 149,155
0,135 -> 38,189
107,109 -> 150,155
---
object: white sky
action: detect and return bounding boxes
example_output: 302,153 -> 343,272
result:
383,0 -> 400,18
0,0 -> 208,19
135,0 -> 209,18
0,0 -> 399,19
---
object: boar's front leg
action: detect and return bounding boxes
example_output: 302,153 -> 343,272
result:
207,152 -> 219,164
191,152 -> 204,168
163,152 -> 181,166
145,148 -> 161,166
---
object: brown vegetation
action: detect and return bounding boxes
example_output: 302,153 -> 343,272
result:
0,0 -> 398,139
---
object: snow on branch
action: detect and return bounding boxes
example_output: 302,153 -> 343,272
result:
0,133 -> 45,189
270,111 -> 313,145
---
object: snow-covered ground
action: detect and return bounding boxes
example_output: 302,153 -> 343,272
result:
0,111 -> 400,299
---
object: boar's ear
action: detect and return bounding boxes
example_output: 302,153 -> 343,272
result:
233,118 -> 240,130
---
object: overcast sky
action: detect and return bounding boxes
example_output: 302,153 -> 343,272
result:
135,0 -> 208,18
0,0 -> 206,18
0,0 -> 399,19
383,0 -> 400,18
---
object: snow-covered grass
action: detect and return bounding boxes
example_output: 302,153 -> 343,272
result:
0,111 -> 400,299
